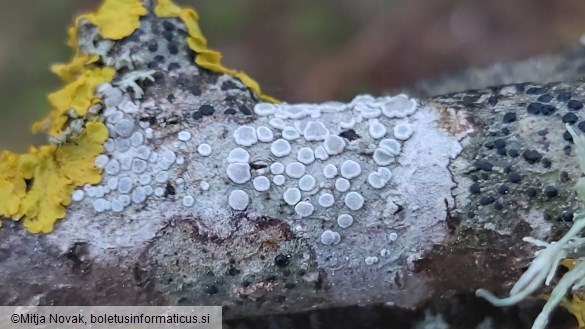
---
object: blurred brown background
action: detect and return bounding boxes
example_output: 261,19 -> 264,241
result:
1,0 -> 585,151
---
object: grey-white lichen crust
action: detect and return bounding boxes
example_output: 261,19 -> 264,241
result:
40,14 -> 472,312
49,80 -> 466,304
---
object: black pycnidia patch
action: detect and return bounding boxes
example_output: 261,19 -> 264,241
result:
493,139 -> 506,149
562,212 -> 574,222
204,285 -> 219,295
526,87 -> 546,95
221,80 -> 240,91
568,100 -> 583,111
274,254 -> 291,268
168,43 -> 178,54
469,183 -> 481,194
541,105 -> 556,116
147,41 -> 158,52
526,103 -> 542,115
479,196 -> 495,205
562,112 -> 579,124
523,150 -> 542,164
199,104 -> 215,116
475,160 -> 493,171
488,96 -> 499,105
239,105 -> 252,115
544,185 -> 558,198
497,184 -> 509,195
508,172 -> 522,183
503,112 -> 517,123
537,94 -> 553,103
162,20 -> 176,31
162,30 -> 174,42
168,62 -> 180,71
339,129 -> 360,141
557,91 -> 572,102
192,111 -> 203,120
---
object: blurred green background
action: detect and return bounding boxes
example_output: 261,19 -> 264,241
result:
1,0 -> 585,151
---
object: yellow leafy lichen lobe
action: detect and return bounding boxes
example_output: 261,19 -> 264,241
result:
48,67 -> 115,115
8,121 -> 108,233
39,67 -> 115,136
51,54 -> 100,83
17,153 -> 40,180
19,145 -> 70,234
66,17 -> 81,48
86,0 -> 147,40
154,0 -> 182,17
155,0 -> 279,103
3,0 -> 281,234
0,151 -> 26,218
562,258 -> 580,270
57,121 -> 108,185
180,9 -> 205,47
0,1 -> 121,233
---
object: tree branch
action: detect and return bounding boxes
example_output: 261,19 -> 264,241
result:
0,1 -> 582,328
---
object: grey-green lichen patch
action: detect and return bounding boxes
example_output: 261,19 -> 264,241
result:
435,83 -> 585,239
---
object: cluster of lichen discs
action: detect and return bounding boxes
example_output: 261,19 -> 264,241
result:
219,94 -> 417,250
70,82 -> 181,213
74,91 -> 418,262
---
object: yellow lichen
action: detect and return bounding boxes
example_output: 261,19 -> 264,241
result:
33,67 -> 115,136
0,0 -> 278,233
56,121 -> 109,185
47,67 -> 114,119
558,259 -> 585,328
19,122 -> 108,233
66,17 -> 82,48
18,145 -> 68,234
575,301 -> 585,329
0,151 -> 27,219
155,0 -> 279,103
0,0 -> 124,233
84,0 -> 147,40
561,294 -> 585,328
0,121 -> 109,234
563,258 -> 580,270
154,0 -> 182,17
51,54 -> 99,83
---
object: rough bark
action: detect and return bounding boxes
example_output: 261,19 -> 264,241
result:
1,2 -> 584,329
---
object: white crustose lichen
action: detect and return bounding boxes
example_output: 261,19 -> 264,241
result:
64,85 -> 464,299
